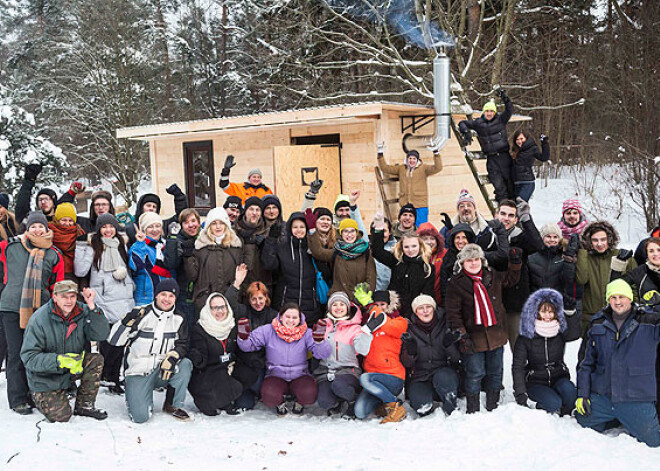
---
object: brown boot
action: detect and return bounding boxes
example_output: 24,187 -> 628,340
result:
374,403 -> 388,418
380,401 -> 406,424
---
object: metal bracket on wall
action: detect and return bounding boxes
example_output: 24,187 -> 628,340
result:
301,167 -> 319,186
400,114 -> 435,134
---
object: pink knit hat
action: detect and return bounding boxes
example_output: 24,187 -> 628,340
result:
457,189 -> 476,209
562,199 -> 583,215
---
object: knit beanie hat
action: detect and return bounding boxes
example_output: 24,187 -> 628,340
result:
328,291 -> 350,310
262,194 -> 282,213
154,278 -> 179,298
339,219 -> 358,233
0,193 -> 9,210
313,207 -> 333,221
540,223 -> 562,239
35,188 -> 57,207
139,211 -> 163,232
223,195 -> 243,211
140,193 -> 162,214
562,199 -> 583,215
482,101 -> 497,113
606,279 -> 634,302
54,202 -> 77,223
95,213 -> 121,233
456,243 -> 486,267
411,294 -> 437,313
406,149 -> 420,160
205,207 -> 232,231
334,194 -> 351,212
244,196 -> 264,212
373,290 -> 390,304
399,203 -> 417,220
247,168 -> 263,179
457,189 -> 476,209
26,211 -> 48,230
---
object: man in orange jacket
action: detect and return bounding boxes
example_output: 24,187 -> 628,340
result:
219,155 -> 273,204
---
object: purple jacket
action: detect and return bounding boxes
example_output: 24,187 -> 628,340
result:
238,315 -> 331,381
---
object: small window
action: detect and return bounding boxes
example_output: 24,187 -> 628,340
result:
291,134 -> 340,146
183,141 -> 215,211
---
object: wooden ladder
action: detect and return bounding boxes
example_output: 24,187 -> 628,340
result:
374,166 -> 400,221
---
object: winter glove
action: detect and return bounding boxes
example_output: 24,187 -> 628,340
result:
312,319 -> 327,342
166,183 -> 184,196
509,247 -> 523,265
181,238 -> 195,257
462,131 -> 473,146
515,197 -> 532,223
515,393 -> 529,407
427,137 -> 443,154
69,181 -> 85,195
401,332 -> 417,356
268,223 -> 281,239
168,222 -> 181,236
372,211 -> 385,231
160,351 -> 180,381
497,88 -> 508,101
563,233 -> 580,262
610,255 -> 629,272
57,352 -> 85,375
25,163 -> 43,182
562,295 -> 577,313
121,308 -> 146,331
362,306 -> 386,334
440,212 -> 453,231
254,234 -> 266,246
303,209 -> 317,230
643,290 -> 660,306
354,282 -> 373,307
539,134 -> 548,144
376,141 -> 386,154
457,332 -> 475,355
442,329 -> 461,348
221,155 -> 236,176
237,318 -> 251,340
309,179 -> 323,194
575,397 -> 591,416
616,249 -> 633,261
488,218 -> 506,236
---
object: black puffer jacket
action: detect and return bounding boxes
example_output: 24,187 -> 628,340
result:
260,212 -> 320,324
612,263 -> 660,304
458,97 -> 513,154
371,230 -> 435,318
528,244 -> 577,308
512,289 -> 581,396
401,309 -> 460,383
164,230 -> 197,305
512,137 -> 550,182
501,220 -> 543,312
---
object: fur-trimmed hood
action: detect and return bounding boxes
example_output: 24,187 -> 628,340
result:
519,288 -> 567,339
581,220 -> 619,252
378,290 -> 401,316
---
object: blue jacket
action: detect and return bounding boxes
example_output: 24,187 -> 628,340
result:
128,238 -> 173,306
577,304 -> 660,403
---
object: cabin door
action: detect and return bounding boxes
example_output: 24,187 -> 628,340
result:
273,144 -> 341,218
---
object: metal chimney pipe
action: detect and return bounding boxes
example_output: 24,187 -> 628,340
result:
433,53 -> 451,151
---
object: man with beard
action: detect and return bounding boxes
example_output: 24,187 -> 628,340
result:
391,203 -> 418,239
440,189 -> 496,254
557,199 -> 589,241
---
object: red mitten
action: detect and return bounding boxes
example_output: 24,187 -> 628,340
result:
237,318 -> 251,340
312,319 -> 327,342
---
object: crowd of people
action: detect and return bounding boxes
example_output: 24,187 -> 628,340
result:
0,94 -> 659,448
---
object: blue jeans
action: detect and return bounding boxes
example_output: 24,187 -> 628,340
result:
415,207 -> 429,225
576,393 -> 660,447
462,347 -> 504,395
527,377 -> 577,413
408,367 -> 459,415
514,182 -> 535,202
354,373 -> 404,419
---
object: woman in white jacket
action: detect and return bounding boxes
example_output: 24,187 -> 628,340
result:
75,213 -> 135,394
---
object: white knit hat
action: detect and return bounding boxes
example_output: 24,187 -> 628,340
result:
139,211 -> 163,232
411,294 -> 437,313
205,206 -> 232,230
540,223 -> 562,239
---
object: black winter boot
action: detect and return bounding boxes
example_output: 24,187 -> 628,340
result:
485,389 -> 500,411
466,393 -> 480,414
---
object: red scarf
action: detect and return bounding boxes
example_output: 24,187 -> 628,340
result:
464,270 -> 497,328
272,317 -> 307,343
53,303 -> 82,340
49,222 -> 85,275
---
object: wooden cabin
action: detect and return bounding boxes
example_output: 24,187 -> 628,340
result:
116,102 -> 529,228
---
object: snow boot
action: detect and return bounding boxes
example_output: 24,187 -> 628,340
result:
291,402 -> 304,416
163,386 -> 190,421
441,392 -> 458,416
373,403 -> 388,418
466,393 -> 480,414
107,383 -> 124,395
416,402 -> 434,418
342,402 -> 356,420
381,401 -> 406,424
485,389 -> 500,411
222,403 -> 241,416
12,403 -> 33,415
327,400 -> 345,416
74,403 -> 108,421
276,402 -> 288,416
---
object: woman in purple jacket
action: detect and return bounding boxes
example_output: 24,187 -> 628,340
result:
237,303 -> 330,416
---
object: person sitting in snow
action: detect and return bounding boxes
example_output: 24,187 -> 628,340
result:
21,281 -> 109,422
108,278 -> 192,423
576,279 -> 660,447
376,140 -> 444,224
219,155 -> 273,205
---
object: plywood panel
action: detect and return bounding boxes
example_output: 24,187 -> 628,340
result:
274,145 -> 341,217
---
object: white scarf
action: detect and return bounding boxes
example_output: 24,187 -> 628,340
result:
199,293 -> 236,341
535,319 -> 560,338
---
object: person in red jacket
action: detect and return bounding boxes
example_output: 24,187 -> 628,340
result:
354,304 -> 408,423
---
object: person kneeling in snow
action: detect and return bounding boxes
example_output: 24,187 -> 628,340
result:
576,279 -> 660,447
108,279 -> 192,423
512,288 -> 580,415
21,281 -> 109,422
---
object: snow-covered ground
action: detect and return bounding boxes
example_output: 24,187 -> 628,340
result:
1,170 -> 657,469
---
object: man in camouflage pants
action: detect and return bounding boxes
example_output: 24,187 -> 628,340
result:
21,280 -> 110,422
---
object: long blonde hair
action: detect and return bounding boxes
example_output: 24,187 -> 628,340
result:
392,234 -> 433,278
205,222 -> 235,248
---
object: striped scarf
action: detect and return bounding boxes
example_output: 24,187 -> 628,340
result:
19,232 -> 54,328
464,270 -> 497,328
146,237 -> 171,278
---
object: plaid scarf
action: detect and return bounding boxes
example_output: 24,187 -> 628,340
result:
334,238 -> 369,260
464,270 -> 497,328
557,217 -> 588,240
146,237 -> 171,278
272,317 -> 307,343
53,303 -> 82,339
19,232 -> 54,328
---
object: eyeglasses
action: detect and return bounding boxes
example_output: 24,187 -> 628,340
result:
37,197 -> 52,203
210,305 -> 228,312
94,202 -> 110,208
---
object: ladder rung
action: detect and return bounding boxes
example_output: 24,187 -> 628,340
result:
382,177 -> 399,182
465,151 -> 487,160
477,173 -> 491,185
384,198 -> 399,204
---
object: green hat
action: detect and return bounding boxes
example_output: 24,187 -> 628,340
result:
606,279 -> 634,302
482,101 -> 497,113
